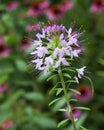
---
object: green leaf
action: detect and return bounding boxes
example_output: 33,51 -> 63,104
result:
57,119 -> 69,128
0,4 -> 5,10
70,99 -> 78,102
65,80 -> 76,83
63,73 -> 71,79
15,59 -> 27,72
58,108 -> 67,112
2,14 -> 14,30
75,107 -> 91,111
0,23 -> 5,34
67,107 -> 71,113
49,97 -> 62,106
47,74 -> 57,81
69,88 -> 81,95
0,64 -> 14,74
80,125 -> 89,130
1,91 -> 24,109
62,68 -> 75,72
98,58 -> 104,65
4,35 -> 20,45
24,92 -> 44,102
97,71 -> 104,76
53,98 -> 66,112
0,75 -> 8,84
49,82 -> 60,95
34,117 -> 57,129
69,113 -> 88,130
56,88 -> 63,96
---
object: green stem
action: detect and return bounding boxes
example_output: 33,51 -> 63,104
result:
58,68 -> 77,130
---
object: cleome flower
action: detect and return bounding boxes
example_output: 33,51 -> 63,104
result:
76,66 -> 86,79
72,85 -> 92,102
0,36 -> 11,57
74,66 -> 86,83
0,82 -> 8,93
27,0 -> 49,16
90,0 -> 104,13
0,120 -> 13,130
31,24 -> 82,74
64,105 -> 82,119
6,1 -> 19,12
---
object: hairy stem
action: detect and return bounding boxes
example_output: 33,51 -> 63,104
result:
58,68 -> 77,130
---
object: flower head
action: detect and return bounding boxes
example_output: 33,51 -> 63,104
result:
90,0 -> 104,13
0,82 -> 8,93
76,66 -> 86,79
27,0 -> 49,16
60,1 -> 74,11
0,36 -> 10,57
0,120 -> 13,130
6,1 -> 19,11
31,24 -> 82,74
72,85 -> 92,102
64,105 -> 82,119
45,5 -> 64,20
75,66 -> 86,83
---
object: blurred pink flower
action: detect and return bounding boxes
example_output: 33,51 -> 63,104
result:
90,0 -> 104,13
60,1 -> 74,11
72,85 -> 92,102
0,120 -> 13,130
26,23 -> 40,32
27,0 -> 49,16
6,1 -> 19,11
0,82 -> 8,93
64,105 -> 82,119
20,37 -> 32,51
45,5 -> 64,20
0,36 -> 11,57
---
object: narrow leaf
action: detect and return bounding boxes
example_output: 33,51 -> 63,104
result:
80,125 -> 89,130
62,68 -> 75,72
49,83 -> 59,95
75,107 -> 91,111
49,98 -> 61,106
70,99 -> 78,102
69,88 -> 81,95
67,107 -> 71,113
63,73 -> 71,79
58,109 -> 67,112
47,74 -> 57,81
57,119 -> 69,128
56,88 -> 63,96
65,80 -> 76,83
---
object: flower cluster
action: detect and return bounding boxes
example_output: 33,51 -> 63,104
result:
75,66 -> 86,84
90,0 -> 104,13
0,36 -> 11,58
0,82 -> 8,93
26,0 -> 74,20
72,85 -> 92,102
45,1 -> 73,20
31,24 -> 84,74
0,120 -> 13,130
27,0 -> 50,16
6,1 -> 19,12
64,106 -> 82,119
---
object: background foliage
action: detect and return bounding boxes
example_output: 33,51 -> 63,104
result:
0,0 -> 104,130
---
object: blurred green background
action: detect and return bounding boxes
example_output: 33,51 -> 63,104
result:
0,0 -> 104,130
